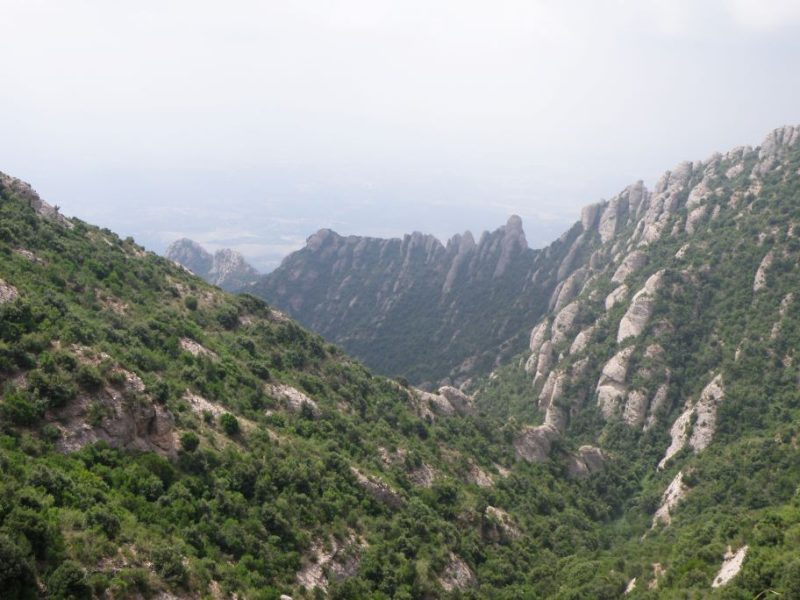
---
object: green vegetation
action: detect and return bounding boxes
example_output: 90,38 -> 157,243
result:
3,130 -> 800,598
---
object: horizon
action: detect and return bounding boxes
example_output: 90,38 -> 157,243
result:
2,1 -> 800,271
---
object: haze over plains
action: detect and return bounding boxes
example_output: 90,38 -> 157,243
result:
2,0 -> 799,270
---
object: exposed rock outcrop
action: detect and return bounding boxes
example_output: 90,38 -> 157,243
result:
596,347 -> 634,419
179,337 -> 218,359
0,279 -> 19,304
658,375 -> 724,468
551,301 -> 581,345
569,326 -> 595,355
439,554 -> 476,592
605,285 -> 629,311
612,250 -> 648,283
0,171 -> 73,227
296,533 -> 365,591
566,445 -> 607,479
350,467 -> 405,509
652,471 -> 688,527
711,546 -> 748,588
514,423 -> 560,464
265,383 -> 321,418
49,373 -> 176,457
753,250 -> 774,292
484,506 -> 521,541
617,271 -> 663,343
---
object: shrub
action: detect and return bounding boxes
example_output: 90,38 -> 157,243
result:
220,413 -> 240,436
184,296 -> 198,311
180,431 -> 200,452
0,390 -> 42,426
86,506 -> 121,540
151,545 -> 186,583
47,560 -> 91,600
75,365 -> 103,391
0,534 -> 35,600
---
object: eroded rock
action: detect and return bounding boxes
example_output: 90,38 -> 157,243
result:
652,470 -> 688,527
439,554 -> 476,592
711,545 -> 748,588
612,250 -> 648,283
596,347 -> 634,419
617,271 -> 663,343
605,284 -> 629,311
265,383 -> 321,418
753,250 -> 774,292
566,445 -> 607,479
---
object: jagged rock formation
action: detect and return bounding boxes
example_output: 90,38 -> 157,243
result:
658,375 -> 724,469
166,238 -> 259,292
246,215 -> 595,387
652,471 -> 688,527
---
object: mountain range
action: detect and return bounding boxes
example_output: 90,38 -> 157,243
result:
4,125 -> 800,598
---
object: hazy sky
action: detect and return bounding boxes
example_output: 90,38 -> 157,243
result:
2,0 -> 800,270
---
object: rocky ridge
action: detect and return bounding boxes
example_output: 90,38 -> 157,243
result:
166,238 -> 259,292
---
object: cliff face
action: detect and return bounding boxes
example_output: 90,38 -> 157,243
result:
489,125 -> 800,467
165,238 -> 259,292
247,215 -> 596,387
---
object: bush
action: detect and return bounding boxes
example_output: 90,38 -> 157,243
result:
151,545 -> 186,583
0,534 -> 35,600
86,506 -> 121,540
75,365 -> 103,391
184,296 -> 198,311
180,431 -> 200,452
220,413 -> 240,436
47,560 -> 91,600
0,390 -> 42,426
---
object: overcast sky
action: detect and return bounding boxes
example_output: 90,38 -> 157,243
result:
2,1 -> 800,271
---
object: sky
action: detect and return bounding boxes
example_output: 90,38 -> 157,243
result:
1,0 -> 800,271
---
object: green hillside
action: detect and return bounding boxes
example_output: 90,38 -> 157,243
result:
5,124 -> 800,600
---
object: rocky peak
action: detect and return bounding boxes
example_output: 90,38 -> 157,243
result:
166,238 -> 259,292
166,238 -> 214,277
0,171 -> 73,227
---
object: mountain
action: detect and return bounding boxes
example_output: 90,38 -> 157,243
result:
4,124 -> 800,599
246,215 -> 595,388
0,171 -> 650,598
166,238 -> 259,292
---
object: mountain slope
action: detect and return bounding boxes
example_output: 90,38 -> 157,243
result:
5,124 -> 800,599
474,124 -> 800,595
166,238 -> 259,292
247,215 -> 596,388
0,173 -> 645,599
